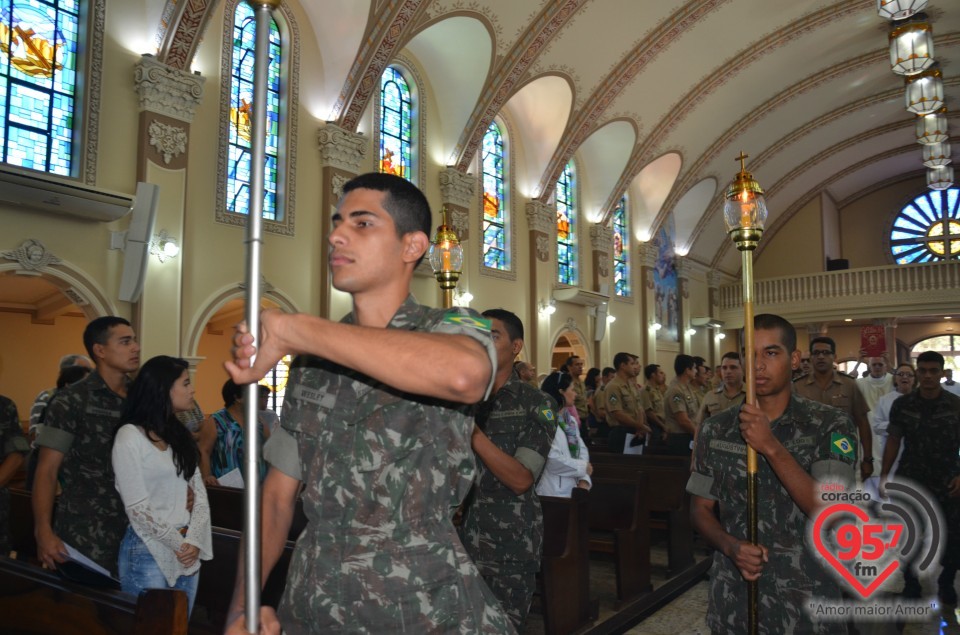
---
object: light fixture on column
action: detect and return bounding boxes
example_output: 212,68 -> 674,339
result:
539,299 -> 557,317
453,290 -> 473,307
649,321 -> 662,332
149,230 -> 180,263
923,141 -> 951,168
904,66 -> 944,115
686,327 -> 697,337
927,165 -> 954,191
916,108 -> 948,145
889,17 -> 934,76
606,314 -> 617,324
877,0 -> 927,20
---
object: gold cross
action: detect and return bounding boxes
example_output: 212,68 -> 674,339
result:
735,151 -> 749,172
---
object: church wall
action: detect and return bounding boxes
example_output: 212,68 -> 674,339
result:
755,195 -> 823,278
839,176 -> 926,269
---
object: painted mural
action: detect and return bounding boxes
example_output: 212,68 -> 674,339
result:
653,219 -> 679,343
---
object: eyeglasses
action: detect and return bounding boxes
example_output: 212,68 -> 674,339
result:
895,372 -> 915,378
811,350 -> 833,357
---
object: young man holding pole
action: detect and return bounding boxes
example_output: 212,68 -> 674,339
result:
224,173 -> 513,634
687,314 -> 855,634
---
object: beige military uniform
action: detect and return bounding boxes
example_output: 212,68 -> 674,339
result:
604,375 -> 643,426
697,385 -> 746,425
663,379 -> 699,434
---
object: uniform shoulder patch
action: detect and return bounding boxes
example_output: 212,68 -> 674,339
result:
541,408 -> 555,422
830,433 -> 855,458
441,314 -> 491,331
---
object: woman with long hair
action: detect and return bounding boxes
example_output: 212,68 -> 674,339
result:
112,356 -> 211,614
536,372 -> 592,498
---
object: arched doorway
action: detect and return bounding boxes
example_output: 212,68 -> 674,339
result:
550,327 -> 590,373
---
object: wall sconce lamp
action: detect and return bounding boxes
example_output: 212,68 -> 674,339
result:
686,327 -> 697,337
539,300 -> 557,317
150,230 -> 180,263
716,332 -> 727,341
453,290 -> 473,307
649,321 -> 662,332
606,314 -> 617,324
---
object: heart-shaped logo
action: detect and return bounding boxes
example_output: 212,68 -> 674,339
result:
812,503 -> 903,599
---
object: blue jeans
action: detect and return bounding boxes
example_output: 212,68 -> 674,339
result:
117,525 -> 199,615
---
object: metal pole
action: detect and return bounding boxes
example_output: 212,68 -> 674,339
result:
741,247 -> 759,635
242,1 -> 278,631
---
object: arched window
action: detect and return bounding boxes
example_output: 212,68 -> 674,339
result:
379,66 -> 412,182
556,161 -> 578,285
481,121 -> 508,270
225,2 -> 281,221
612,195 -> 630,297
1,0 -> 82,176
890,187 -> 960,264
911,334 -> 959,371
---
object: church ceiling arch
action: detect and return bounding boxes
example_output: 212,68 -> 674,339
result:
673,178 -> 717,255
627,152 -> 683,242
575,120 -> 637,223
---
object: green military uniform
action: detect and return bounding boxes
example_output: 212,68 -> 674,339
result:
263,297 -> 515,634
687,395 -> 856,634
459,373 -> 556,629
605,375 -> 643,452
696,384 -> 746,425
35,372 -> 128,573
571,376 -> 589,423
0,396 -> 29,554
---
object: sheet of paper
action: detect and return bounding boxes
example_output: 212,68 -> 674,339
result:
217,467 -> 245,489
623,433 -> 645,455
64,542 -> 113,578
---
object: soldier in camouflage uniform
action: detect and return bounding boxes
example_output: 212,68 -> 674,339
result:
34,316 -> 140,573
458,309 -> 556,630
224,173 -> 514,635
687,314 -> 856,634
0,395 -> 29,554
881,350 -> 960,604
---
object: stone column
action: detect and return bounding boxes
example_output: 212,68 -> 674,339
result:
588,224 -> 613,362
637,241 -> 657,364
438,167 -> 474,241
317,122 -> 369,316
133,54 -> 205,360
526,199 -> 555,368
707,270 -> 722,366
676,256 -> 691,354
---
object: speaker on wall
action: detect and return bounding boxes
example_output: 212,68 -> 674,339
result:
118,182 -> 160,303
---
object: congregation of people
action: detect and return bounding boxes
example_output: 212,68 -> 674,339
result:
1,173 -> 960,634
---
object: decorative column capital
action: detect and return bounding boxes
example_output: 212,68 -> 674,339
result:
317,123 -> 368,172
637,241 -> 657,268
589,224 -> 613,253
439,167 -> 475,208
525,199 -> 555,235
808,323 -> 829,336
134,54 -> 205,122
707,269 -> 722,290
874,318 -> 898,328
674,255 -> 690,278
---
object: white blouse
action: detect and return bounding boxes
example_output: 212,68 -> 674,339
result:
536,421 -> 592,498
112,424 -> 212,585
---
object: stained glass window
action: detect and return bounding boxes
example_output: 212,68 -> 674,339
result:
379,66 -> 411,182
481,121 -> 508,270
613,195 -> 631,297
889,187 -> 960,264
1,0 -> 80,175
557,161 -> 577,285
226,2 -> 281,220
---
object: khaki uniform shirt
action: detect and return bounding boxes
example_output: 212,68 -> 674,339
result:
696,384 -> 746,425
640,384 -> 665,421
263,297 -> 513,634
604,376 -> 643,427
593,383 -> 608,423
794,372 -> 868,427
663,379 -> 699,434
571,376 -> 589,423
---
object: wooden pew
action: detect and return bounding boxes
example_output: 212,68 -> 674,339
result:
538,488 -> 595,634
9,485 -> 36,560
205,484 -> 308,542
191,526 -> 295,634
590,454 -> 694,574
0,555 -> 188,635
587,473 -> 652,605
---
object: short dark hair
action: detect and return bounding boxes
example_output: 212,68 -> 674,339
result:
613,352 -> 636,370
721,351 -> 742,365
83,316 -> 132,360
221,379 -> 245,409
756,314 -> 798,353
341,172 -> 432,239
562,355 -> 581,371
674,354 -> 696,377
809,335 -> 835,355
643,363 -> 660,380
693,356 -> 706,369
602,367 -> 616,378
917,350 -> 945,369
482,308 -> 524,342
584,367 -> 601,390
57,364 -> 91,389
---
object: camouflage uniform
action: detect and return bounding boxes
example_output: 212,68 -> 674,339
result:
263,297 -> 515,634
459,372 -> 556,629
0,395 -> 29,554
888,390 -> 960,571
696,384 -> 746,425
35,372 -> 128,573
687,395 -> 856,634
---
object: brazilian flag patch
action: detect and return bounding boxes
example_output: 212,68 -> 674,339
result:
442,314 -> 491,331
831,433 -> 855,458
541,408 -> 555,422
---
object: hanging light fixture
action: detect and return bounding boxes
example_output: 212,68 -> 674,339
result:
877,0 -> 927,20
889,17 -> 934,76
923,141 -> 951,168
916,108 -> 948,145
927,166 -> 954,191
904,66 -> 944,115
